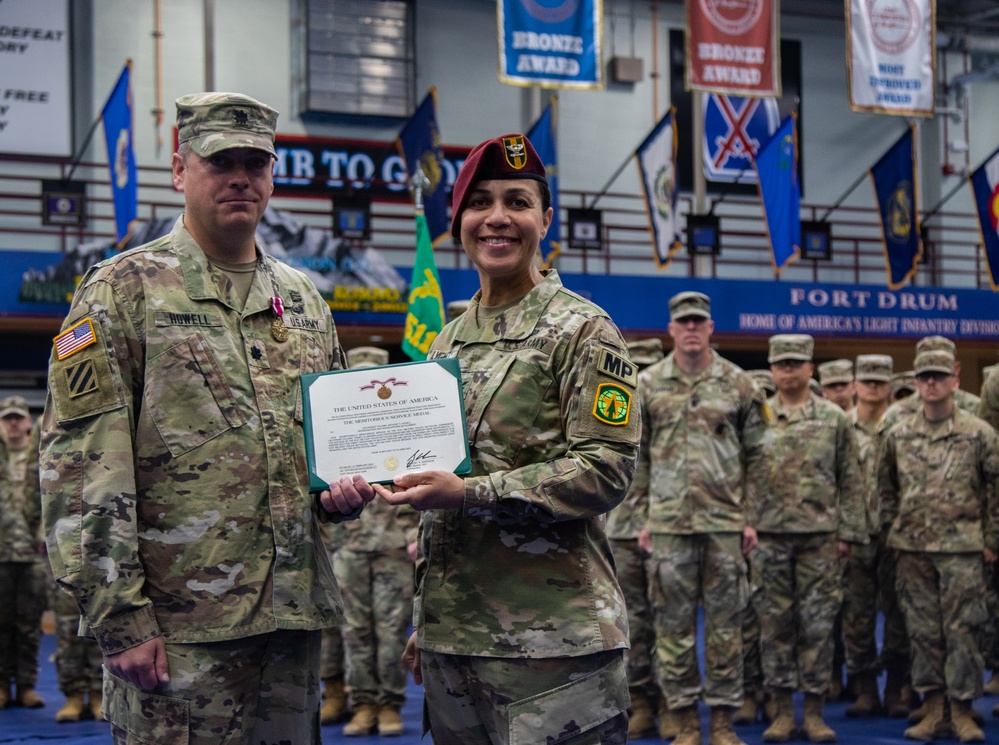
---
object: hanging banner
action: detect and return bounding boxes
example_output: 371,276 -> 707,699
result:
969,144 -> 999,291
526,97 -> 561,267
753,114 -> 800,274
498,0 -> 603,89
869,126 -> 922,289
685,0 -> 779,97
635,108 -> 682,268
847,0 -> 935,117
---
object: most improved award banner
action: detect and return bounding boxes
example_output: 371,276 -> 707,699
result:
301,358 -> 471,490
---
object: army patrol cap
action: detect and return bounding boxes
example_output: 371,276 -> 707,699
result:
915,335 -> 956,357
914,351 -> 955,376
892,371 -> 916,396
668,291 -> 711,321
447,299 -> 471,321
855,354 -> 893,383
747,369 -> 776,397
451,133 -> 547,238
809,378 -> 822,396
818,359 -> 853,386
346,346 -> 389,369
0,395 -> 30,419
768,334 -> 814,363
176,92 -> 278,158
627,338 -> 665,367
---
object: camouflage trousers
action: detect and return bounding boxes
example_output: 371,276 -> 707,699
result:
753,532 -> 842,695
896,551 -> 987,700
105,629 -> 322,745
52,584 -> 102,694
742,558 -> 764,697
981,561 -> 999,670
420,649 -> 629,745
319,625 -> 344,680
877,528 -> 910,670
650,532 -> 747,708
608,537 -> 655,697
0,561 -> 47,688
333,547 -> 413,706
842,538 -> 880,676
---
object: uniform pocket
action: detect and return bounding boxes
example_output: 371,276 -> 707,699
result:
104,669 -> 190,745
146,333 -> 246,457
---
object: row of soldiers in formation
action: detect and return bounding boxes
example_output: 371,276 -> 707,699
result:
2,293 -> 998,744
612,291 -> 999,745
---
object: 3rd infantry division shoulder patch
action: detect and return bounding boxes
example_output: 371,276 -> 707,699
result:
593,382 -> 631,426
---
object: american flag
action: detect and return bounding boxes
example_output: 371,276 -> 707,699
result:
54,319 -> 96,360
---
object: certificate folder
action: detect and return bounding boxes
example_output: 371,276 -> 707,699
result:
301,357 -> 471,491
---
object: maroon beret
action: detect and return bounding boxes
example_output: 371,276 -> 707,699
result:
450,133 -> 547,238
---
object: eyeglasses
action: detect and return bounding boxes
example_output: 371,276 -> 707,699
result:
772,359 -> 807,370
914,371 -> 952,383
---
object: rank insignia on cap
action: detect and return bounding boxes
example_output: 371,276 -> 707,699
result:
54,318 -> 97,360
233,109 -> 249,126
593,383 -> 631,426
65,359 -> 99,398
502,135 -> 527,169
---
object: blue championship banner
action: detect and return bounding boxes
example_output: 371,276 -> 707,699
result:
498,0 -> 603,89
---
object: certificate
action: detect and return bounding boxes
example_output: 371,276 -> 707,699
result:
301,357 -> 471,490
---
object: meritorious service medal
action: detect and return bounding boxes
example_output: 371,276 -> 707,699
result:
270,296 -> 289,342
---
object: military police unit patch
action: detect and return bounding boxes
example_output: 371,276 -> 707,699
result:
593,382 -> 631,426
502,135 -> 528,169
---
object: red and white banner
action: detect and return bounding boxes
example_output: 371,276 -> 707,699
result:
847,0 -> 935,117
685,0 -> 779,97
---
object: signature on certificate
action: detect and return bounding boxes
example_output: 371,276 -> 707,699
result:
407,449 -> 435,468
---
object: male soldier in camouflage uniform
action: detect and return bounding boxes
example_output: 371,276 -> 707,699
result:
365,134 -> 640,745
606,338 -> 664,740
40,93 -> 365,745
756,334 -> 867,743
892,372 -> 917,402
817,359 -> 855,701
880,337 -> 981,435
335,346 -> 419,737
634,292 -> 770,745
841,356 -> 894,718
878,350 -> 999,742
818,359 -> 856,414
0,397 -> 47,709
978,364 -> 999,701
747,370 -> 777,399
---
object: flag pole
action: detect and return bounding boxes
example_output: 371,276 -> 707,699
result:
588,151 -> 639,209
921,178 -> 968,225
817,170 -> 870,222
63,113 -> 105,183
411,165 -> 429,213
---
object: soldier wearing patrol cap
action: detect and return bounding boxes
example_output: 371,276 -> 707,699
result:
40,92 -> 365,745
632,292 -> 770,745
333,346 -> 419,736
980,363 -> 999,699
368,133 -> 640,745
0,396 -> 47,710
747,370 -> 777,399
878,350 -> 999,742
841,355 -> 897,718
606,338 -> 664,739
818,359 -> 855,413
756,335 -> 867,743
892,371 -> 917,402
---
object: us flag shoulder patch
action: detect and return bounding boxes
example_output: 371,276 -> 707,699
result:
54,319 -> 96,360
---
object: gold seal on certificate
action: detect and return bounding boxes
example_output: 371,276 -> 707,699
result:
300,357 -> 471,490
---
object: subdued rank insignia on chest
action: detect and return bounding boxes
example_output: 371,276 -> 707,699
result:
502,135 -> 527,169
597,347 -> 638,387
593,383 -> 632,426
65,359 -> 99,398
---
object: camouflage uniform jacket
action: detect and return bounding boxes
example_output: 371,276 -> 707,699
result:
0,428 -> 42,563
40,218 -> 349,656
631,351 -> 770,535
339,498 -> 419,552
979,368 -> 999,431
848,409 -> 880,535
757,394 -> 867,542
877,408 -> 999,554
421,269 -> 640,658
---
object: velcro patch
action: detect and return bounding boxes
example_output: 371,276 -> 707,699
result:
596,347 -> 638,387
65,359 -> 100,398
154,311 -> 222,327
53,319 -> 96,360
593,383 -> 632,426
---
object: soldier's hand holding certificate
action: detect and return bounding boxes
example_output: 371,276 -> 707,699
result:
301,358 -> 471,490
